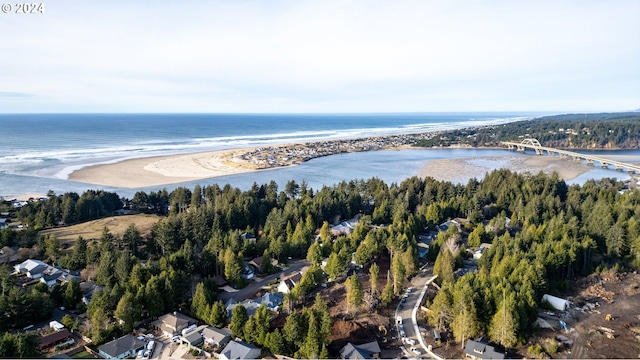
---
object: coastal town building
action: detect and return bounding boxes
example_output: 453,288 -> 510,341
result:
339,341 -> 381,359
153,312 -> 198,337
201,326 -> 231,348
277,272 -> 303,294
98,334 -> 146,359
464,339 -> 504,359
219,340 -> 261,360
13,259 -> 80,287
38,329 -> 73,352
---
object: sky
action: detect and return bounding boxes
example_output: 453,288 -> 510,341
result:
1,0 -> 639,113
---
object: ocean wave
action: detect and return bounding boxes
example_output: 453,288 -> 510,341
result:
0,114 -> 531,178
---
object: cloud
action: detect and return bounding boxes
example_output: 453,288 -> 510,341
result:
0,0 -> 638,112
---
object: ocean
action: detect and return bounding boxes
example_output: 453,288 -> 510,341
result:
0,113 -> 634,198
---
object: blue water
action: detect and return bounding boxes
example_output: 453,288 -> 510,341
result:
0,113 -> 635,198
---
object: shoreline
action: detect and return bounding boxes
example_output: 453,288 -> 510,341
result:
68,137 -> 640,189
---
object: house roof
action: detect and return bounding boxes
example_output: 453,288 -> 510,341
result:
261,292 -> 284,309
183,330 -> 203,344
15,259 -> 47,273
340,341 -> 381,359
280,273 -> 302,290
158,312 -> 196,329
201,326 -> 231,344
464,340 -> 504,359
250,256 -> 263,267
39,329 -> 72,349
220,340 -> 261,360
98,334 -> 146,358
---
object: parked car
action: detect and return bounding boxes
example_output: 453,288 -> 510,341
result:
410,347 -> 422,355
171,335 -> 181,343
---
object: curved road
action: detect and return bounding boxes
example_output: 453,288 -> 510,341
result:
395,265 -> 440,359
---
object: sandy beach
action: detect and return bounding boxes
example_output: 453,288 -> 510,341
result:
417,155 -> 594,182
68,149 -> 260,188
68,142 -> 639,189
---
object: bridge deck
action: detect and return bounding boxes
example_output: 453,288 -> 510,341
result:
500,141 -> 640,174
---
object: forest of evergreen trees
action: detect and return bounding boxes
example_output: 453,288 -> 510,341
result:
414,112 -> 640,149
2,167 -> 640,357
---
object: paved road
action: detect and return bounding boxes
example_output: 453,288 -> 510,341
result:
395,265 -> 437,358
218,259 -> 310,303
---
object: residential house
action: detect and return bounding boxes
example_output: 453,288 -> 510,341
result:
39,329 -> 73,351
277,272 -> 302,294
219,340 -> 261,360
0,218 -> 8,230
14,259 -> 48,279
40,267 -> 80,287
249,256 -> 264,274
464,339 -> 504,360
14,259 -> 79,286
241,232 -> 256,244
98,334 -> 147,360
472,243 -> 492,260
154,312 -> 198,337
241,262 -> 255,280
226,299 -> 260,319
81,281 -> 103,305
340,341 -> 381,359
183,330 -> 203,346
261,292 -> 284,312
331,214 -> 361,236
201,326 -> 231,348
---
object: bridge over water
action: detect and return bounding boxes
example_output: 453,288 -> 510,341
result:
500,138 -> 640,174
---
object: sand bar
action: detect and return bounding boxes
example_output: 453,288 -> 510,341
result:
68,149 -> 259,188
418,155 -> 594,183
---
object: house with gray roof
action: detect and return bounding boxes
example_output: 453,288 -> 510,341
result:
219,340 -> 261,360
261,292 -> 284,312
98,334 -> 146,359
340,340 -> 381,359
464,339 -> 505,360
201,326 -> 231,348
153,311 -> 198,337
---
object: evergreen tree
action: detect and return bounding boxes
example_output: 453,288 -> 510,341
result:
229,305 -> 248,339
381,277 -> 394,306
266,328 -> 285,356
369,262 -> 380,295
345,274 -> 364,315
63,278 -> 82,310
114,291 -> 136,333
191,283 -> 209,320
209,300 -> 228,328
489,293 -> 519,348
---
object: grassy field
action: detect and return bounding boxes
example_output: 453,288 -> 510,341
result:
40,214 -> 159,249
70,349 -> 97,359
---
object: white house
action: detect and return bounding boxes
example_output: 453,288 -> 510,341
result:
14,259 -> 48,279
277,272 -> 302,294
219,340 -> 261,360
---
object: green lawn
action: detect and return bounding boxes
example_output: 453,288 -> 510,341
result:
70,350 -> 96,359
